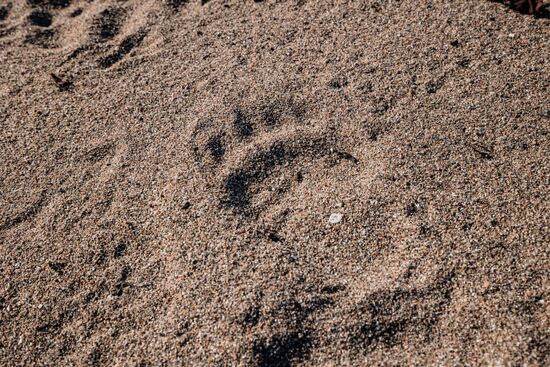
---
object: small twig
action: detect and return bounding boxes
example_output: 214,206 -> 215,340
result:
470,143 -> 495,160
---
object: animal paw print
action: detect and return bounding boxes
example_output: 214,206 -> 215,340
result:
189,95 -> 360,218
89,6 -> 126,43
349,271 -> 455,351
72,4 -> 148,69
0,3 -> 15,39
23,0 -> 72,48
16,0 -> 149,70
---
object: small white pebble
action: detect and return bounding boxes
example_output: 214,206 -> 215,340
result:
329,213 -> 343,224
508,33 -> 515,38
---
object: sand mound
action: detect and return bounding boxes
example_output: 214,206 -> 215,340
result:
1,1 -> 549,366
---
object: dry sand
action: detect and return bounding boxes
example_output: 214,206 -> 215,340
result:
1,0 -> 549,366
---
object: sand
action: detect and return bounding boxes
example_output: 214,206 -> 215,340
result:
0,0 -> 549,366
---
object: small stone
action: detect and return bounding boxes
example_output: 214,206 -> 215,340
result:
329,213 -> 343,224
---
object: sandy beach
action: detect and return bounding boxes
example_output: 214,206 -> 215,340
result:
0,1 -> 549,365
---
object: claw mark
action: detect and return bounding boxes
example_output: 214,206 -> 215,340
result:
1,192 -> 47,231
98,31 -> 146,68
91,7 -> 124,42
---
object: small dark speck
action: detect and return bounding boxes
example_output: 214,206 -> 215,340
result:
175,321 -> 189,337
113,283 -> 124,297
471,144 -> 494,160
321,284 -> 346,294
120,266 -> 131,281
233,108 -> 253,138
88,349 -> 101,365
114,241 -> 127,258
50,73 -> 73,91
426,81 -> 439,94
336,151 -> 359,164
48,262 -> 66,276
329,76 -> 348,89
519,142 -> 528,150
207,135 -> 225,161
242,306 -> 260,326
112,266 -> 131,296
458,59 -> 470,68
0,6 -> 8,21
419,224 -> 429,235
268,232 -> 282,242
70,8 -> 82,17
182,201 -> 191,209
369,130 -> 378,141
85,292 -> 97,303
450,40 -> 460,47
405,202 -> 418,216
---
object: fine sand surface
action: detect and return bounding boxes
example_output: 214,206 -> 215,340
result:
1,1 -> 549,366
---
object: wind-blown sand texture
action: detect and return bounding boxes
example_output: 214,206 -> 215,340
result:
0,1 -> 549,366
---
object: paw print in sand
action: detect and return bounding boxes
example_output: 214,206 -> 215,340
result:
69,3 -> 148,69
189,94 -> 360,219
12,0 -> 150,70
20,0 -> 76,48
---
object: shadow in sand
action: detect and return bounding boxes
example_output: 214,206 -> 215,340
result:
493,0 -> 548,16
534,4 -> 550,19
